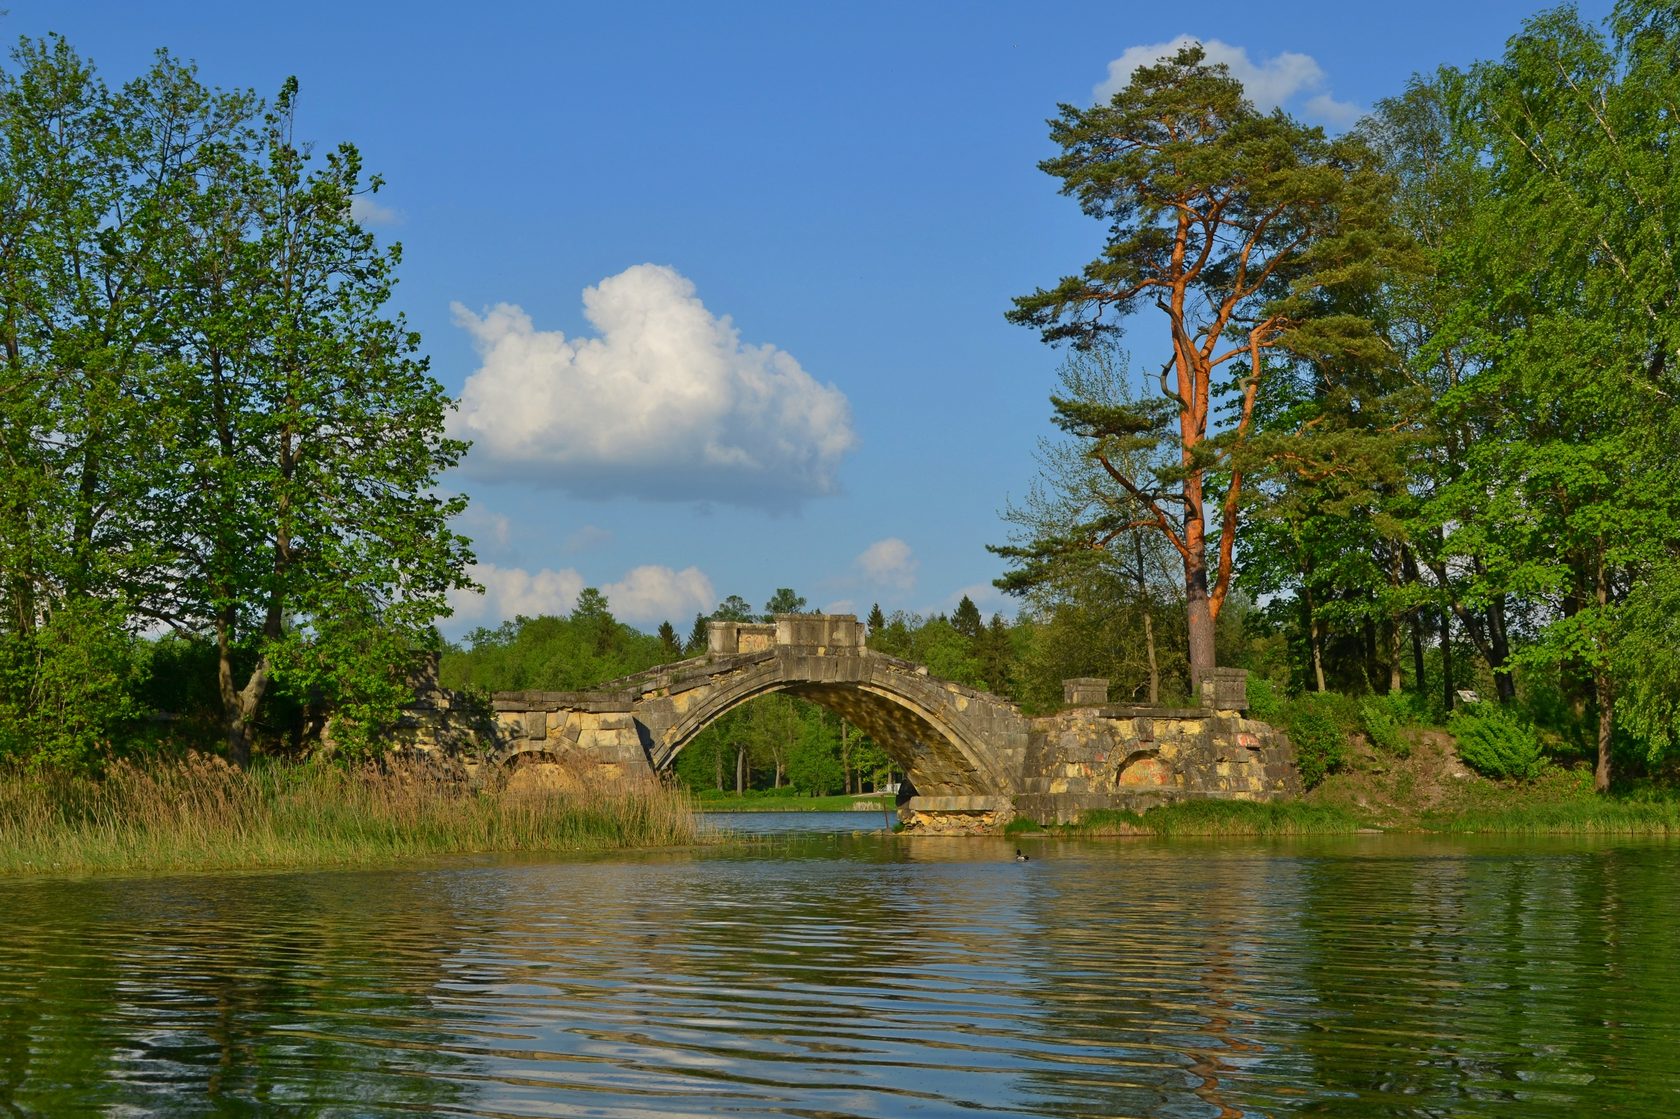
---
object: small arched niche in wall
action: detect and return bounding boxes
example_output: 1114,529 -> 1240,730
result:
1114,749 -> 1171,789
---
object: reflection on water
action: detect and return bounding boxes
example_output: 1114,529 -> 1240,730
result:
1,835 -> 1677,1117
702,808 -> 895,835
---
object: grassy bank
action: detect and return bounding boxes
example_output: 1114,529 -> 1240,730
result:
693,791 -> 895,813
0,754 -> 699,875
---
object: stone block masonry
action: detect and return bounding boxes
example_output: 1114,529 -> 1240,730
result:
412,615 -> 1301,831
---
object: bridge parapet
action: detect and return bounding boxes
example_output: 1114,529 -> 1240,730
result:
707,614 -> 866,657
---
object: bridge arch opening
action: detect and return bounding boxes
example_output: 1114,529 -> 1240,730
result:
658,675 -> 1005,798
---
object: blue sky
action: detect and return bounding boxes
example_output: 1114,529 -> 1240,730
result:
9,1 -> 1612,638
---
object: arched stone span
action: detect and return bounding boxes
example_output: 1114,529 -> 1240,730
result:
640,650 -> 1024,797
487,615 -> 1030,800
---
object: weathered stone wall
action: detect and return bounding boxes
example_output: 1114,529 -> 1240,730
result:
1012,705 -> 1301,824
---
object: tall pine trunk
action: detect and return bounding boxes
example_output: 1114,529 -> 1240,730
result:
1183,504 -> 1217,676
1133,534 -> 1160,704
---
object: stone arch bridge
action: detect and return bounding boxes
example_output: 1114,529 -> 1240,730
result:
463,614 -> 1298,830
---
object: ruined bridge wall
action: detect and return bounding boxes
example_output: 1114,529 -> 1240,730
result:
424,614 -> 1302,828
1012,705 -> 1301,824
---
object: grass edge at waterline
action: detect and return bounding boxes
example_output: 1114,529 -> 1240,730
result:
1071,799 -> 1368,836
1041,787 -> 1680,837
0,754 -> 701,876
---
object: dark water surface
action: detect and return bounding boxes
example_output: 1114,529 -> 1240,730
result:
2,829 -> 1677,1117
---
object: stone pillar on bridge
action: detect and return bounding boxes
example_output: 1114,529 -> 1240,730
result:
1063,678 -> 1109,706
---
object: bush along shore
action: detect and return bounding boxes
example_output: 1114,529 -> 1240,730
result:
0,754 -> 699,876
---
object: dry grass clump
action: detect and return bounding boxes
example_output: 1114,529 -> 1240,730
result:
0,753 -> 698,875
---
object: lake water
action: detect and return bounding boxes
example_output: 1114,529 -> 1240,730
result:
1,816 -> 1677,1117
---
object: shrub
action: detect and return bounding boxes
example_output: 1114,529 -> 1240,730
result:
1246,676 -> 1284,724
1284,694 -> 1350,789
1449,703 -> 1545,781
1360,696 -> 1409,757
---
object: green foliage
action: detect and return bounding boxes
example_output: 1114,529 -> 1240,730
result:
950,595 -> 983,639
787,717 -> 845,796
1359,696 -> 1409,757
0,599 -> 143,770
1284,694 -> 1356,789
1246,677 -> 1284,725
656,621 -> 682,660
685,613 -> 709,655
1138,799 -> 1365,836
711,595 -> 756,622
0,37 -> 472,766
1449,704 -> 1545,782
440,609 -> 666,693
762,588 -> 808,619
1612,567 -> 1680,762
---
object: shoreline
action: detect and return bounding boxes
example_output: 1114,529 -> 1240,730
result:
6,750 -> 1678,879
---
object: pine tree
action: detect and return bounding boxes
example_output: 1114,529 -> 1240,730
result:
1009,43 -> 1403,676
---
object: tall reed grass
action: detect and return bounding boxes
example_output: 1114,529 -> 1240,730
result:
1423,796 -> 1680,834
0,753 -> 698,875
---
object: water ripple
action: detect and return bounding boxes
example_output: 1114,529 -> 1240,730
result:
0,833 -> 1677,1117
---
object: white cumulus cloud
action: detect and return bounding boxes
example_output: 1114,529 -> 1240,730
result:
1095,36 -> 1361,127
601,565 -> 716,625
855,538 -> 918,593
449,563 -> 585,626
450,264 -> 857,510
446,561 -> 715,629
350,195 -> 402,226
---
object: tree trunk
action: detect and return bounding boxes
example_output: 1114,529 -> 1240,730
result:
1186,580 -> 1216,677
1363,619 -> 1384,695
841,721 -> 852,795
1387,621 -> 1403,695
714,746 -> 723,792
1410,613 -> 1426,697
1133,533 -> 1161,704
216,606 -> 269,768
1306,597 -> 1327,693
1143,608 -> 1160,705
1183,504 -> 1217,674
1594,672 -> 1614,794
735,746 -> 746,795
1387,547 -> 1404,694
1485,598 -> 1517,705
1440,608 -> 1456,714
1592,547 -> 1613,794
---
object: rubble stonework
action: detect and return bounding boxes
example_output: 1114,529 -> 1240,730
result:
419,614 -> 1300,831
1014,705 -> 1301,824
